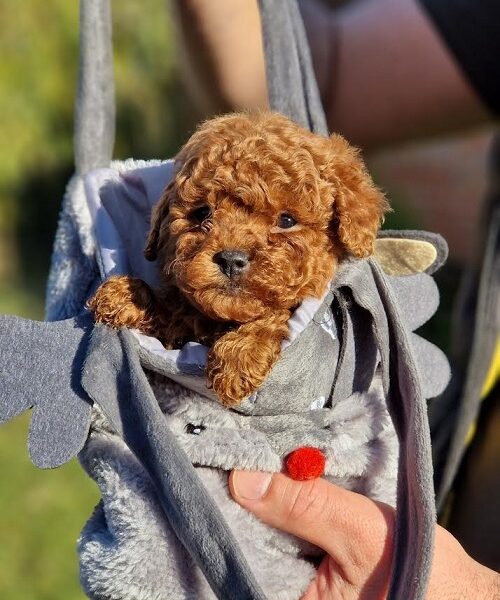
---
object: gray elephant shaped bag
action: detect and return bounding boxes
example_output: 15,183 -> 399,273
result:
0,1 -> 450,599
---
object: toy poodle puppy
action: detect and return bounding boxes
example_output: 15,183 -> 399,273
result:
88,112 -> 388,405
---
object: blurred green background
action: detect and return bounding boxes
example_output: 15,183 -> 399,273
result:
0,1 -> 197,598
0,0 -> 481,598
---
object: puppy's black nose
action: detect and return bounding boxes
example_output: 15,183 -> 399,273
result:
213,250 -> 249,278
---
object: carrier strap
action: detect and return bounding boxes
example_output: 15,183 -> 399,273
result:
258,0 -> 328,136
74,0 -> 328,177
75,0 -> 115,175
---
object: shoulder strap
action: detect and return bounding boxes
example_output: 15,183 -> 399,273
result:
258,0 -> 328,136
73,0 -> 330,173
75,0 -> 115,175
432,138 -> 500,508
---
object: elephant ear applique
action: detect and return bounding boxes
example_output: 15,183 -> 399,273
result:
374,230 -> 448,276
0,313 -> 94,468
376,230 -> 451,400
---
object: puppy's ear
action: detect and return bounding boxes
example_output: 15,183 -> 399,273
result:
321,135 -> 389,259
144,183 -> 173,261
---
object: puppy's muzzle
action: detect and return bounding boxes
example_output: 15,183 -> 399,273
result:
213,250 -> 250,279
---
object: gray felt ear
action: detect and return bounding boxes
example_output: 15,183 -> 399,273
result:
0,314 -> 93,468
376,230 -> 448,275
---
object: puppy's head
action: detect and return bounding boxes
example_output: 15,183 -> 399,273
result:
145,113 -> 388,323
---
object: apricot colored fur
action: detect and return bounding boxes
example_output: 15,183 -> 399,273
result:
89,112 -> 388,405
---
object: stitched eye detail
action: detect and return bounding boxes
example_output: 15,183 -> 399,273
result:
277,213 -> 297,229
189,205 -> 211,223
185,423 -> 206,435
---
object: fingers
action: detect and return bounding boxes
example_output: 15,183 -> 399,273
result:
229,470 -> 394,586
229,471 -> 500,600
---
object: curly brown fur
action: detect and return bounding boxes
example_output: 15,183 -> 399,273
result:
90,112 -> 388,405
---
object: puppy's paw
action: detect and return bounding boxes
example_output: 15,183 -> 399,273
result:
87,276 -> 157,332
206,336 -> 266,406
206,314 -> 289,406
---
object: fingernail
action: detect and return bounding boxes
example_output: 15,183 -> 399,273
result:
232,471 -> 272,500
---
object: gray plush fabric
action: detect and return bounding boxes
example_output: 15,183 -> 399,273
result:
79,369 -> 397,600
0,144 -> 450,599
0,149 -> 450,600
80,324 -> 267,600
45,159 -> 166,322
36,146 -> 447,597
45,173 -> 99,321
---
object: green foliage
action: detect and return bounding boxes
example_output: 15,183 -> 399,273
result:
0,0 -> 194,294
0,415 -> 98,600
0,2 -> 76,186
0,2 -> 195,598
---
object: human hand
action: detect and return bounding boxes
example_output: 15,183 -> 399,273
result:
229,471 -> 500,599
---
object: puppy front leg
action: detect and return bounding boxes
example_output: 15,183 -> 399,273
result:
88,275 -> 161,338
206,311 -> 290,406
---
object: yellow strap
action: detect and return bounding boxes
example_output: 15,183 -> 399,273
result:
441,339 -> 499,524
481,337 -> 500,399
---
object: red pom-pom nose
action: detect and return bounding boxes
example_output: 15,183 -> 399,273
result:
285,447 -> 326,481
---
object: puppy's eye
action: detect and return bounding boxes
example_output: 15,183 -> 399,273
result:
189,205 -> 211,222
277,213 -> 297,229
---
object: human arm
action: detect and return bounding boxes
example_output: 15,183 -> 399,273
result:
170,0 -> 268,115
170,0 -> 490,148
229,470 -> 500,599
307,0 -> 490,148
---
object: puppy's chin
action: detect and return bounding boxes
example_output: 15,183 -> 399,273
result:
186,287 -> 271,323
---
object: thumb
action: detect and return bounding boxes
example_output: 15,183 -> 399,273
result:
229,470 -> 394,582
